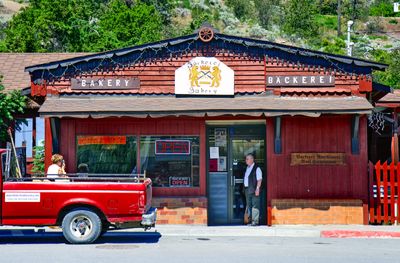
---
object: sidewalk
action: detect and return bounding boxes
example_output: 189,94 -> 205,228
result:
2,224 -> 400,239
151,224 -> 400,239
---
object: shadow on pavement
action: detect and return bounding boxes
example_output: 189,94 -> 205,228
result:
0,229 -> 162,244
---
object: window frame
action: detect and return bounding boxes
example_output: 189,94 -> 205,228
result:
139,134 -> 201,189
75,134 -> 138,175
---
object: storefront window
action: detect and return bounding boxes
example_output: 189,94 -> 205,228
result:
76,136 -> 137,174
140,136 -> 200,187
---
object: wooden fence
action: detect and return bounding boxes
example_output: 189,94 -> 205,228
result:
369,161 -> 400,224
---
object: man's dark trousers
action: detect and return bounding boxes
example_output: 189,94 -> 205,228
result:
245,187 -> 260,225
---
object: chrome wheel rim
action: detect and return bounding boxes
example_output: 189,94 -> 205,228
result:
70,215 -> 93,239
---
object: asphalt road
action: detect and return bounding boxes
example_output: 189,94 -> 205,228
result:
0,230 -> 399,263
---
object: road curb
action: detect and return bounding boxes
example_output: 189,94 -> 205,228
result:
321,230 -> 400,239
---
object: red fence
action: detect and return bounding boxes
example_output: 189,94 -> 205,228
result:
369,161 -> 400,224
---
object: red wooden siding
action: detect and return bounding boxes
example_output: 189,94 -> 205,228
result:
266,115 -> 368,207
41,54 -> 364,96
59,117 -> 206,197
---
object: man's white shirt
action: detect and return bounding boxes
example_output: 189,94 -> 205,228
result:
244,163 -> 262,187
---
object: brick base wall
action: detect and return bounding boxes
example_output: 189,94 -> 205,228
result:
271,199 -> 363,225
152,197 -> 207,225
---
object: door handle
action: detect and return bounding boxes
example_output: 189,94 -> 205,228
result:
231,176 -> 235,187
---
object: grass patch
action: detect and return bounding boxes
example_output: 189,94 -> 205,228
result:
315,15 -> 337,31
368,35 -> 389,41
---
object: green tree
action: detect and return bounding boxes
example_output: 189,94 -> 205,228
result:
2,0 -> 164,52
3,0 -> 107,52
370,0 -> 399,17
373,49 -> 400,90
254,0 -> 282,30
283,0 -> 318,38
342,0 -> 369,22
31,142 -> 45,175
90,0 -> 163,51
0,76 -> 26,142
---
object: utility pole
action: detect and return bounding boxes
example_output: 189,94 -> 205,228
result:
337,0 -> 342,36
347,20 -> 354,56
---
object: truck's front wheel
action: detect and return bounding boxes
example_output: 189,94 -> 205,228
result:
62,209 -> 102,244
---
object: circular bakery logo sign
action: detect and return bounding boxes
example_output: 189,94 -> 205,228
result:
175,57 -> 234,95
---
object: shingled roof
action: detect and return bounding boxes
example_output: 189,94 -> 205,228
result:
25,30 -> 388,82
0,53 -> 91,92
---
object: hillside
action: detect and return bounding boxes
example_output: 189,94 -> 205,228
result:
0,0 -> 399,87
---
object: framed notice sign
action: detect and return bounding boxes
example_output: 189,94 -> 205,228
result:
169,176 -> 191,187
290,153 -> 346,166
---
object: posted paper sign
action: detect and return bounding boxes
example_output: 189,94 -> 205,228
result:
209,147 -> 219,159
5,192 -> 40,202
218,156 -> 227,171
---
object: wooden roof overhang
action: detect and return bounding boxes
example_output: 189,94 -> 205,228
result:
376,90 -> 400,109
39,94 -> 373,119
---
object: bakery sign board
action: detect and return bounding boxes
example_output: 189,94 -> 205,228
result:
290,153 -> 346,166
71,77 -> 140,90
175,57 -> 234,95
267,75 -> 335,87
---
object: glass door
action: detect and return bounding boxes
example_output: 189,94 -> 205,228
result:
229,126 -> 265,224
207,125 -> 266,225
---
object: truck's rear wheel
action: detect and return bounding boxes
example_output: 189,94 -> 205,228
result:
61,209 -> 102,244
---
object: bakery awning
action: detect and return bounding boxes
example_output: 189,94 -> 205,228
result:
39,95 -> 373,118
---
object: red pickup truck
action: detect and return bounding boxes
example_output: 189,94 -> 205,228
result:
0,149 -> 156,244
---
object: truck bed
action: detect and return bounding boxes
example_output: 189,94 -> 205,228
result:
1,175 -> 152,227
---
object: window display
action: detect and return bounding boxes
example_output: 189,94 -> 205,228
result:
76,136 -> 137,174
140,136 -> 200,187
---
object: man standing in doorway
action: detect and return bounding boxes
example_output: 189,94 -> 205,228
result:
244,153 -> 262,226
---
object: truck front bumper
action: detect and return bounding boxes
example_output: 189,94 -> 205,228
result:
141,207 -> 157,228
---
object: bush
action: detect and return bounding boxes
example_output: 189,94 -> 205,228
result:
366,17 -> 384,34
225,0 -> 257,21
317,0 -> 337,15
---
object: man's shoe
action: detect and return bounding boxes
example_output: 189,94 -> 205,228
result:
251,222 -> 259,227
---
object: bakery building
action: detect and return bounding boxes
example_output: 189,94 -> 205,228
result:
22,26 -> 389,225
